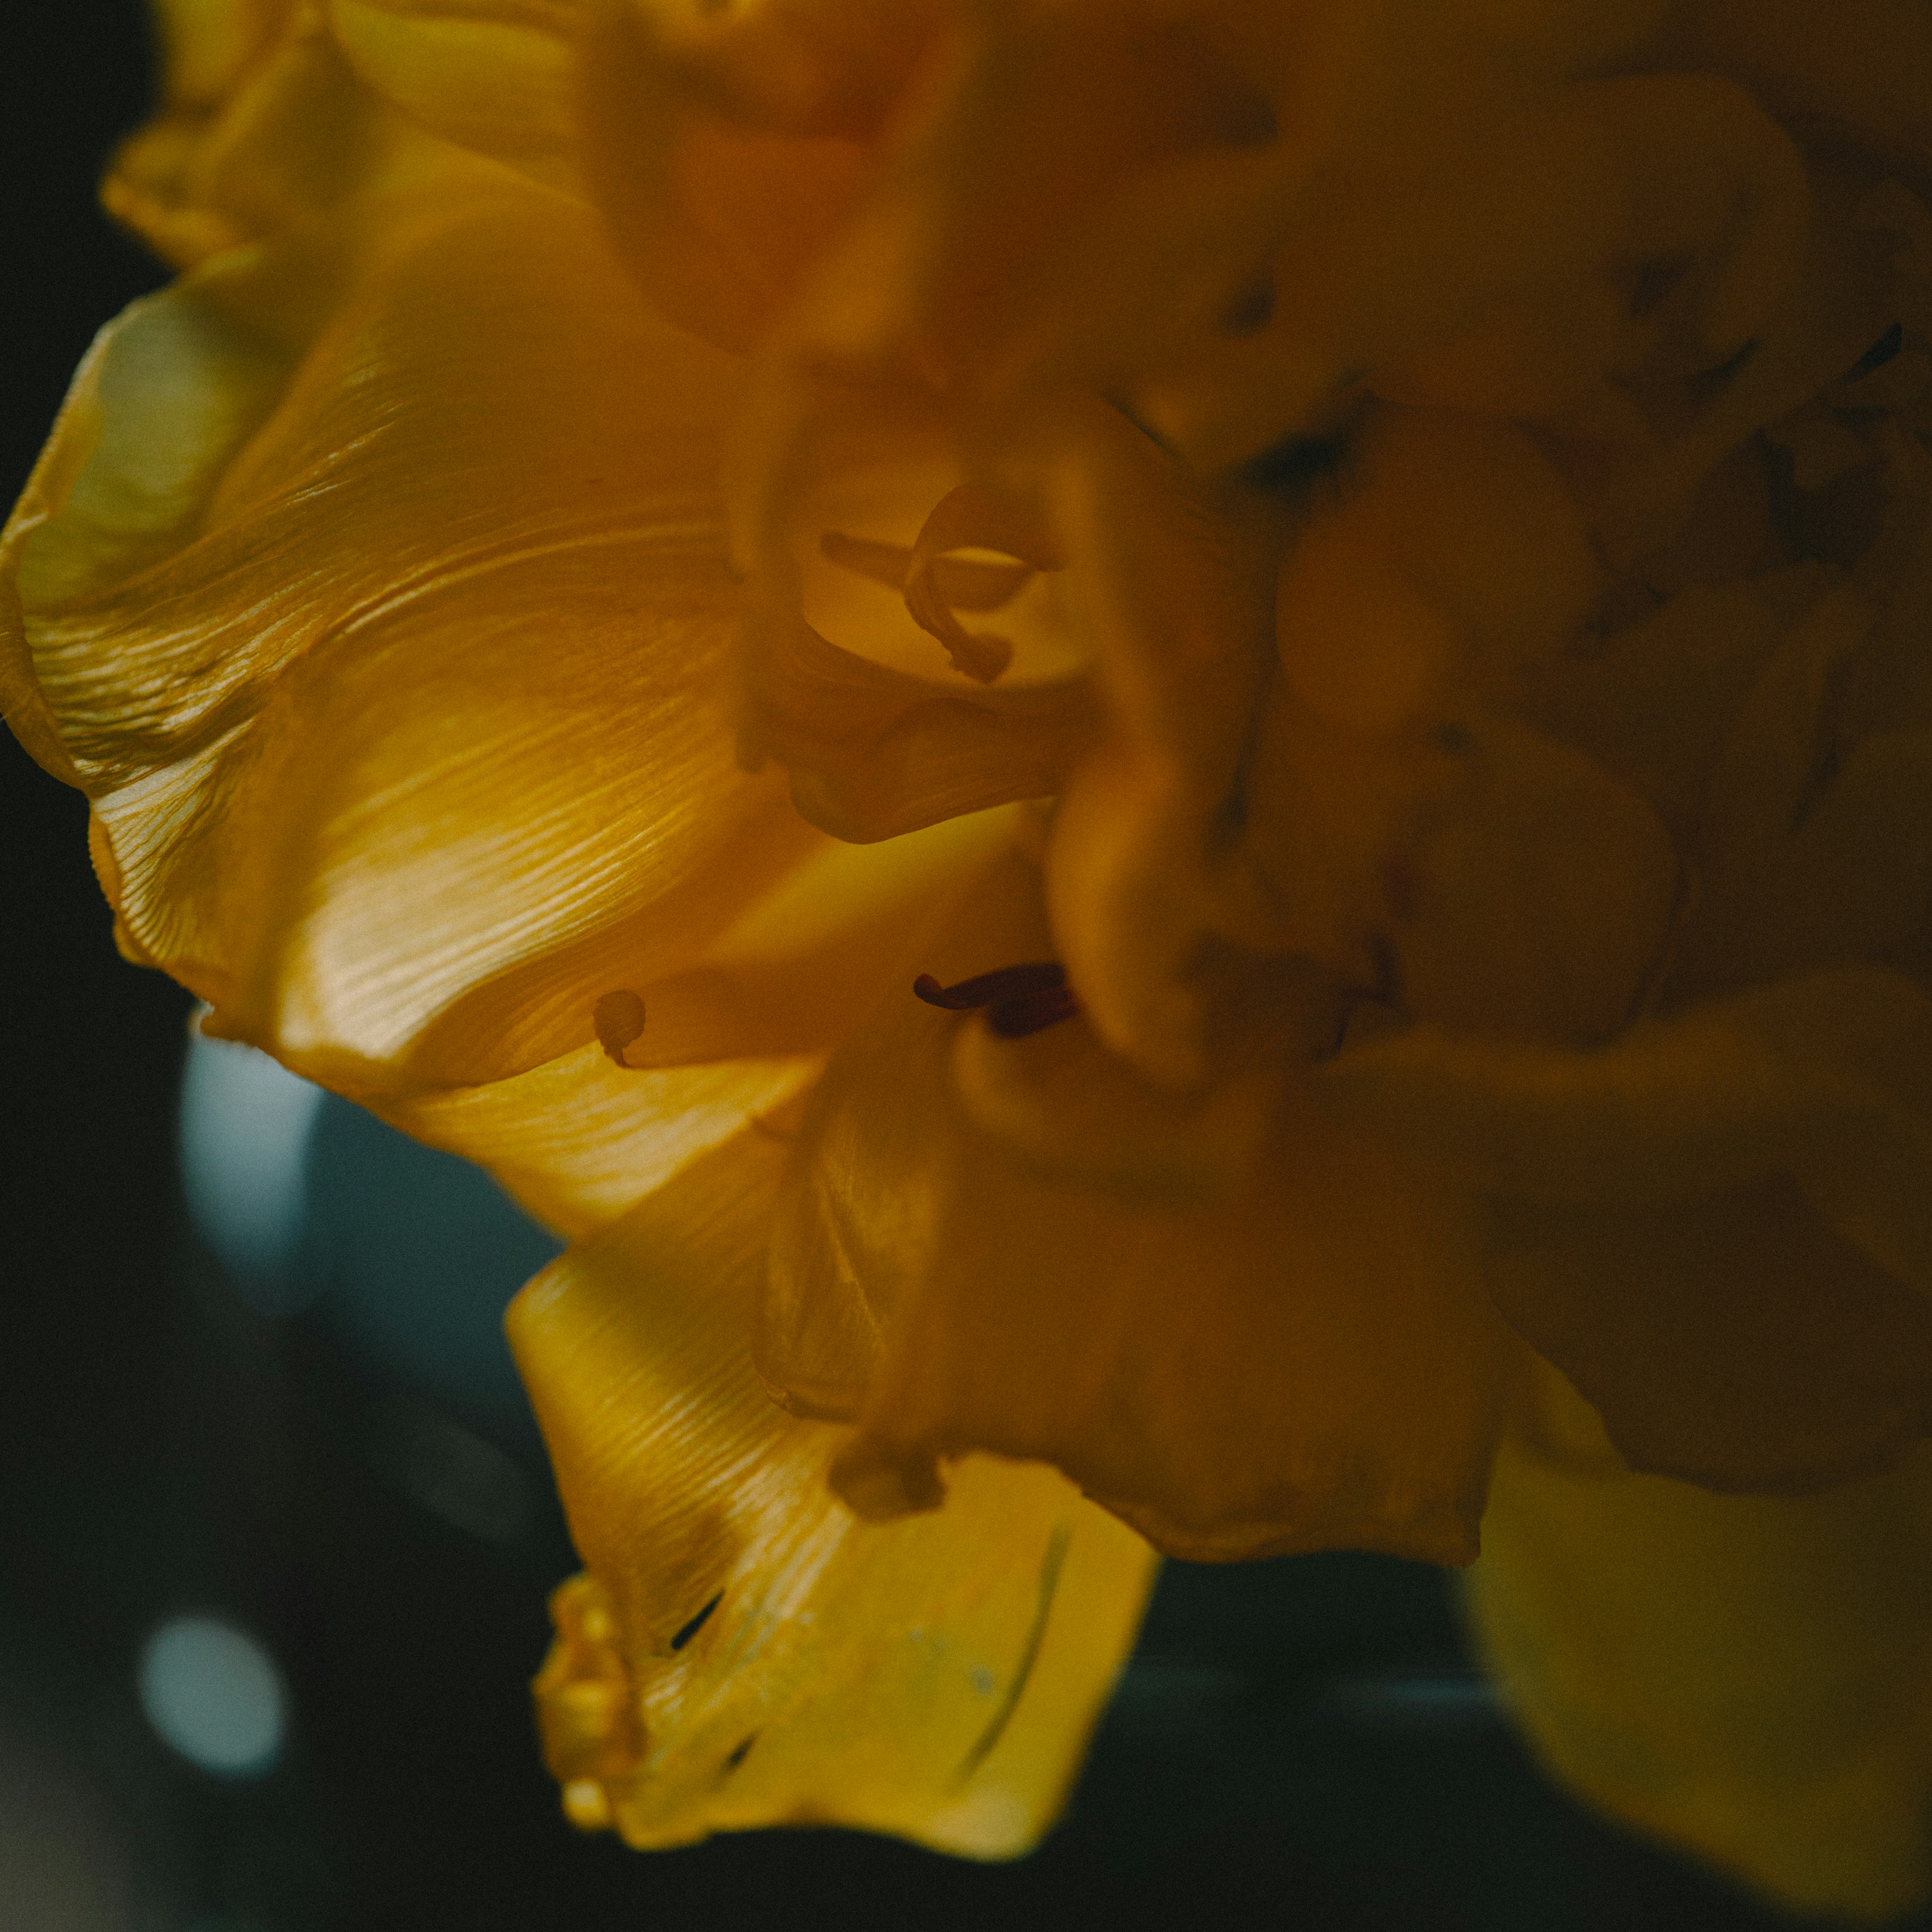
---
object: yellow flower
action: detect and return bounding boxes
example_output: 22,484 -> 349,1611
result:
9,0 -> 1932,1911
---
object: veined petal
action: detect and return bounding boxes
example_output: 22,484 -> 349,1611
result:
1468,1363 -> 1932,1921
764,853 -> 1518,1565
375,1046 -> 818,1240
6,180 -> 825,1093
509,1127 -> 1156,1858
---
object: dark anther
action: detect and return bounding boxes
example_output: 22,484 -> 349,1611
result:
669,1592 -> 722,1653
720,1734 -> 758,1777
1847,322 -> 1904,382
913,961 -> 1080,1039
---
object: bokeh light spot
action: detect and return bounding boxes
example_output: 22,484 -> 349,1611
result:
137,1617 -> 287,1778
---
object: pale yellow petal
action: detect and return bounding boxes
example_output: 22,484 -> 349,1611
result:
1468,1362 -> 1932,1921
509,1128 -> 1156,1858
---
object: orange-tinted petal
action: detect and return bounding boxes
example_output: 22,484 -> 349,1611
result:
1469,1362 -> 1932,1920
1318,965 -> 1932,1293
509,1127 -> 1156,1857
1321,967 -> 1932,1486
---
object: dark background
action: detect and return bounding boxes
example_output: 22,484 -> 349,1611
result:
0,7 -> 1912,1928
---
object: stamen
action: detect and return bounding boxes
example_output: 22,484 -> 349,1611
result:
913,961 -> 1080,1038
904,484 -> 1066,685
594,989 -> 647,1068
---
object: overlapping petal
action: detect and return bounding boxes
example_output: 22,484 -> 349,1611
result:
3,173 -> 867,1094
761,850 -> 1521,1565
1319,968 -> 1932,1487
107,1 -> 440,266
325,0 -> 585,193
510,1124 -> 1156,1856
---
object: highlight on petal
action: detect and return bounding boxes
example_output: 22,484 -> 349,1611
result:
5,175 -> 828,1095
375,1046 -> 818,1241
1468,1361 -> 1932,1922
509,1127 -> 1156,1858
763,852 -> 1518,1566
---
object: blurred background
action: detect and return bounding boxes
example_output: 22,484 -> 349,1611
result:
2,7 -> 1923,1928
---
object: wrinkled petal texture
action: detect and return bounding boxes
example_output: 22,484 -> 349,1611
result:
4,174 -> 849,1094
512,1126 -> 1157,1856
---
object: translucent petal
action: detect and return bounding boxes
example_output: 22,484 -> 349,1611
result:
509,1128 -> 1157,1857
5,180 -> 814,1091
376,1048 -> 818,1240
1468,1363 -> 1932,1920
106,8 -> 434,267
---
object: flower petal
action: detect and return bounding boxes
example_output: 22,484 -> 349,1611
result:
764,852 -> 1517,1565
578,0 -> 938,351
1318,965 -> 1932,1292
1321,965 -> 1932,1485
375,1046 -> 817,1240
1483,1184 -> 1932,1491
7,179 -> 826,1092
1468,1362 -> 1932,1921
509,1127 -> 1156,1857
106,5 -> 427,267
325,0 -> 585,192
